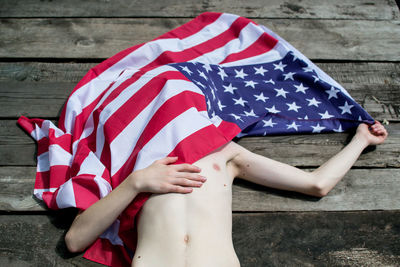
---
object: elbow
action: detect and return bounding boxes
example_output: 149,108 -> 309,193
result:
310,181 -> 329,198
65,230 -> 85,253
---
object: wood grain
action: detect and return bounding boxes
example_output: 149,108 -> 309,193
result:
1,18 -> 399,60
0,0 -> 398,20
1,166 -> 399,212
0,212 -> 399,266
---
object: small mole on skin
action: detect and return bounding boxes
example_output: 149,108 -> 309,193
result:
224,184 -> 226,187
213,163 -> 220,171
246,164 -> 250,167
138,256 -> 141,259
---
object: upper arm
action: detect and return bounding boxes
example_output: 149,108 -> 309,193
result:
227,141 -> 320,196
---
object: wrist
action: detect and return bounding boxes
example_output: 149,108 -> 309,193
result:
125,171 -> 143,193
352,132 -> 370,149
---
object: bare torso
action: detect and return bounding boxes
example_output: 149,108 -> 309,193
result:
131,142 -> 240,267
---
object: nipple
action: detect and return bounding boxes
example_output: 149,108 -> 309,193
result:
213,163 -> 220,171
184,234 -> 190,244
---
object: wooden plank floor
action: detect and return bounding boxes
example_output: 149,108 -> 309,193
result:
1,1 -> 399,266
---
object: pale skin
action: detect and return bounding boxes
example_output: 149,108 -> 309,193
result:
65,121 -> 388,253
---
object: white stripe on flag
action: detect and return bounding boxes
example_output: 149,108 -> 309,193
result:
49,144 -> 73,168
77,151 -> 106,177
37,145 -> 72,172
56,179 -> 77,208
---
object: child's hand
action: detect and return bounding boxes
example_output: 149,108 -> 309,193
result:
355,121 -> 388,146
129,157 -> 206,194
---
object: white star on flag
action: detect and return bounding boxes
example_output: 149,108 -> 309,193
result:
217,68 -> 228,80
181,66 -> 193,75
339,101 -> 354,114
333,124 -> 344,132
325,86 -> 340,99
244,80 -> 258,88
195,80 -> 205,88
233,97 -> 248,107
210,86 -> 216,99
275,88 -> 289,98
264,79 -> 275,85
234,69 -> 248,79
229,113 -> 243,122
217,100 -> 226,111
294,83 -> 309,94
306,97 -> 321,107
319,110 -> 335,119
243,109 -> 257,117
266,105 -> 280,113
273,61 -> 286,72
311,123 -> 326,133
262,118 -> 277,127
283,72 -> 296,81
287,121 -> 300,131
286,102 -> 301,112
202,63 -> 212,72
223,83 -> 237,94
312,75 -> 320,83
198,70 -> 208,80
254,92 -> 269,102
254,66 -> 268,76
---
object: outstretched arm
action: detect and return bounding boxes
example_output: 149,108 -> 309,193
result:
65,157 -> 206,253
229,121 -> 388,197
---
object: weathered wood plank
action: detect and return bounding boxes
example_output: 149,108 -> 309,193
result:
1,18 -> 399,60
2,120 -> 399,167
0,0 -> 398,20
1,62 -> 399,119
0,212 -> 399,266
1,166 -> 399,212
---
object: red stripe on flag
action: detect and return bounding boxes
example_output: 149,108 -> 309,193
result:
217,120 -> 243,141
168,124 -> 232,165
37,137 -> 49,156
35,165 -> 71,189
84,238 -> 131,267
72,174 -> 101,210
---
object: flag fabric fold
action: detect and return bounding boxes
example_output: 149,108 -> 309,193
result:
17,12 -> 374,266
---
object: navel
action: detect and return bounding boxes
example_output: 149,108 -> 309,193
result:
213,163 -> 220,171
184,234 -> 190,244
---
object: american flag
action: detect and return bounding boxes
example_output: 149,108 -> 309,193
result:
17,12 -> 373,266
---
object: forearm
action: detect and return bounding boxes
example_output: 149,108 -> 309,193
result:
65,173 -> 139,253
311,134 -> 369,196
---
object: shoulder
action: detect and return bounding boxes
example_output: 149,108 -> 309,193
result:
218,141 -> 252,177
